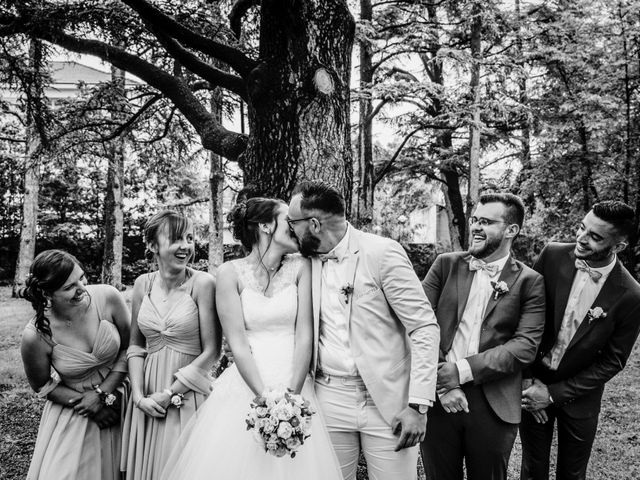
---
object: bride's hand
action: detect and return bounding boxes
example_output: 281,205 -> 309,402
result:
136,396 -> 167,417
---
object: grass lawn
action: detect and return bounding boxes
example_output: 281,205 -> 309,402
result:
1,285 -> 639,479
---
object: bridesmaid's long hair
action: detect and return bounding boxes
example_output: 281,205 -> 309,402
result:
20,250 -> 83,337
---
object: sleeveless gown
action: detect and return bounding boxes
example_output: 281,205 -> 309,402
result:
161,255 -> 342,480
25,284 -> 125,480
121,269 -> 213,480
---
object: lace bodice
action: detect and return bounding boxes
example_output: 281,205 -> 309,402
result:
231,254 -> 304,386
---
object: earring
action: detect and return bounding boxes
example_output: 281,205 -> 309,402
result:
44,298 -> 52,309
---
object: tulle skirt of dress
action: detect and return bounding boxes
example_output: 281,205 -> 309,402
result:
160,364 -> 343,480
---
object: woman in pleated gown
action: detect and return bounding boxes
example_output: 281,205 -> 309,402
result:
20,249 -> 130,480
121,210 -> 221,480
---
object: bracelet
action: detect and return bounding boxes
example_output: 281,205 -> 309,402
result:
163,388 -> 173,397
93,385 -> 117,406
135,396 -> 145,408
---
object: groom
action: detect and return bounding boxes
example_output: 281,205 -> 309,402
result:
288,180 -> 440,480
520,200 -> 640,480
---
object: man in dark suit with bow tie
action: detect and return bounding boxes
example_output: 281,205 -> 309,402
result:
421,192 -> 546,480
520,200 -> 640,480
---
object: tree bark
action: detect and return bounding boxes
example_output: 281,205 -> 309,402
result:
514,0 -> 532,208
242,0 -> 355,201
101,66 -> 126,289
353,0 -> 374,228
209,86 -> 225,271
13,39 -> 43,297
466,3 -> 482,220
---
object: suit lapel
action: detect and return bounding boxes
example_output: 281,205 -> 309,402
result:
483,255 -> 522,321
566,261 -> 626,350
554,249 -> 577,334
456,255 -> 475,324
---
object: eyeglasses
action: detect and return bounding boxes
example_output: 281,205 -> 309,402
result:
468,216 -> 505,227
286,216 -> 315,228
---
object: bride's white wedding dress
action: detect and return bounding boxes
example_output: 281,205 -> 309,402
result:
161,255 -> 342,480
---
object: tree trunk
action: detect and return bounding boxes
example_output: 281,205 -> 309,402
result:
242,0 -> 355,202
209,86 -> 225,272
13,39 -> 43,297
466,4 -> 482,218
101,66 -> 126,289
421,4 -> 465,250
353,0 -> 374,227
514,0 -> 532,208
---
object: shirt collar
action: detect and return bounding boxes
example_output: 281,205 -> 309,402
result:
472,253 -> 510,274
326,224 -> 351,262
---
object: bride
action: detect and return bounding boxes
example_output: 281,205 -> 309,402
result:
161,197 -> 342,479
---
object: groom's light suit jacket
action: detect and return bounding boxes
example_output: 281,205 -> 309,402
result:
310,227 -> 440,425
423,252 -> 546,424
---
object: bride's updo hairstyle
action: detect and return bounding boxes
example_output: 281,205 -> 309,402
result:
228,197 -> 285,250
20,250 -> 83,337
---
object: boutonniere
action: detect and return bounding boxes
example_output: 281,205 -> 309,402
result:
490,280 -> 509,300
586,306 -> 607,324
340,283 -> 354,304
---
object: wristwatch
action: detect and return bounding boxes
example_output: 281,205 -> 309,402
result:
93,385 -> 116,406
408,403 -> 428,415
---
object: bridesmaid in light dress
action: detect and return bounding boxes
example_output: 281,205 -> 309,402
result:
20,249 -> 130,480
121,210 -> 221,480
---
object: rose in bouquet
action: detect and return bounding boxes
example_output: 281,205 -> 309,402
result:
246,387 -> 315,458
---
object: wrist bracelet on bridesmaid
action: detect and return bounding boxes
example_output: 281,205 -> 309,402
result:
93,385 -> 116,406
135,396 -> 144,408
163,388 -> 185,409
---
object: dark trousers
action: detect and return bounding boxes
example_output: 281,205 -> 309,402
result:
420,384 -> 517,480
519,406 -> 599,480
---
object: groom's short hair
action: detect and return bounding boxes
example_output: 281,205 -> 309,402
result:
478,192 -> 525,228
592,200 -> 635,239
292,180 -> 345,216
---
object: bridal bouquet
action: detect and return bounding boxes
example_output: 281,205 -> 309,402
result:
246,388 -> 315,458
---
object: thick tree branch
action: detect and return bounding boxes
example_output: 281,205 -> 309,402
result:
152,30 -> 248,101
0,19 -> 248,159
229,0 -> 259,39
121,0 -> 256,77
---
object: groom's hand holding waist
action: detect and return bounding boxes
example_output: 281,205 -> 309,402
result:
391,405 -> 428,451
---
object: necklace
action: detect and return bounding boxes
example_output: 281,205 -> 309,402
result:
160,275 -> 187,302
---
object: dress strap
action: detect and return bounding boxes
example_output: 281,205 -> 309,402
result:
146,272 -> 156,296
184,268 -> 196,297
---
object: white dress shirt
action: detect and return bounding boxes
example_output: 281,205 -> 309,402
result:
543,256 -> 616,370
318,226 -> 358,376
448,254 -> 511,385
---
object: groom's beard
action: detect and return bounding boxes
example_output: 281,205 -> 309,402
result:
298,231 -> 321,258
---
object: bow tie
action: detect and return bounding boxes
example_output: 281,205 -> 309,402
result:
575,259 -> 603,282
469,258 -> 499,277
319,253 -> 339,263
